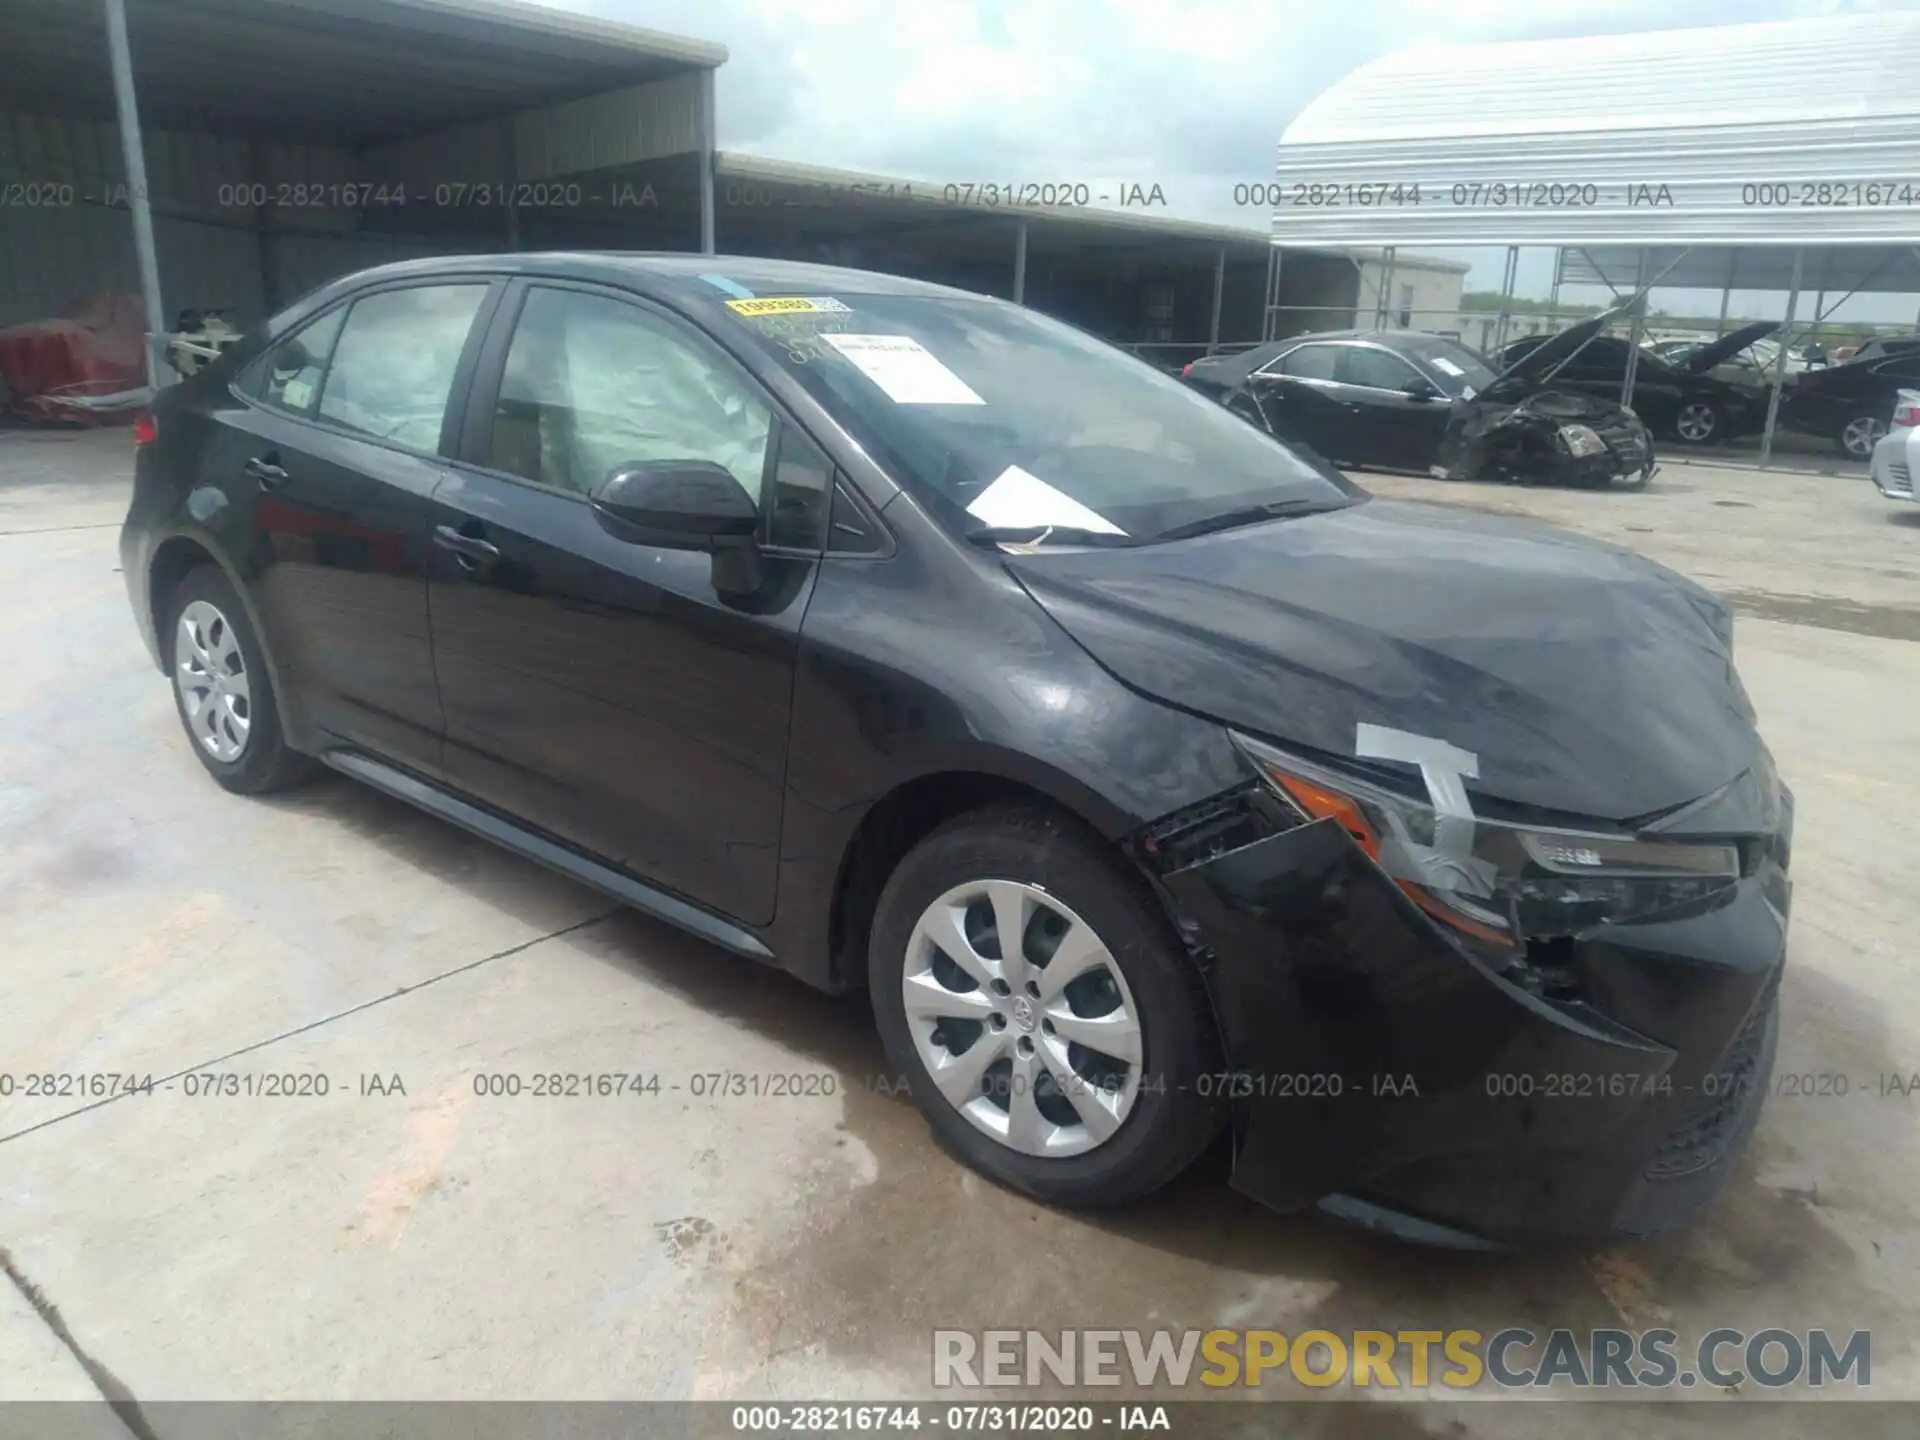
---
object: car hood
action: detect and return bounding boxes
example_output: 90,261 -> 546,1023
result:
1684,321 -> 1781,375
1005,499 -> 1757,822
1486,299 -> 1637,392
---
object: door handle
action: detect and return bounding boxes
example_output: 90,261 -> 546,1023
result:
433,523 -> 501,570
244,455 -> 289,489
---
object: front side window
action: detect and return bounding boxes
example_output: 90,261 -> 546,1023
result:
1336,346 -> 1421,391
256,306 -> 345,416
315,284 -> 487,451
710,292 -> 1356,543
487,287 -> 772,501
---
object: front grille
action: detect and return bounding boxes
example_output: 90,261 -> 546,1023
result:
1643,976 -> 1778,1180
1597,423 -> 1648,466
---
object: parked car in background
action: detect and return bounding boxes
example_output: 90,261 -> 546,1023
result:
1498,323 -> 1776,445
1782,347 -> 1920,459
1843,335 -> 1920,365
1208,315 -> 1653,487
1868,389 -> 1920,504
1202,328 -> 1499,472
119,253 -> 1791,1245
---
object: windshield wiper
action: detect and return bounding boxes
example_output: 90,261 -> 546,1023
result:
965,525 -> 1137,549
1154,497 -> 1342,542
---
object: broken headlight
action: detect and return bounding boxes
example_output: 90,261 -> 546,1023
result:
1234,733 -> 1741,948
1556,424 -> 1607,458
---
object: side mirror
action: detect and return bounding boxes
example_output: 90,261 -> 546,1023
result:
590,460 -> 758,551
1402,377 -> 1442,402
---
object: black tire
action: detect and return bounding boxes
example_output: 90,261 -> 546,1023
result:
163,564 -> 316,794
868,804 -> 1226,1207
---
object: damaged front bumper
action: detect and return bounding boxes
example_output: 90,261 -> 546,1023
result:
1436,395 -> 1657,488
1150,796 -> 1791,1247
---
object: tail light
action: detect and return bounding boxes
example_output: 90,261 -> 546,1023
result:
1895,402 -> 1920,429
132,411 -> 158,446
1180,362 -> 1194,377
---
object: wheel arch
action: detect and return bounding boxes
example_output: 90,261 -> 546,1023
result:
145,529 -> 305,746
822,761 -> 1144,994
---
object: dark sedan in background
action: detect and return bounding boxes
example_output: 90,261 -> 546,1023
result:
1184,329 -> 1499,471
1782,346 -> 1920,459
1187,319 -> 1654,487
1495,322 -> 1777,446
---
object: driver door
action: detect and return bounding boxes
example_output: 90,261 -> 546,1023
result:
425,279 -> 829,926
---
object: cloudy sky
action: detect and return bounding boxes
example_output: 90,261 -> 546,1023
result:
543,0 -> 1920,321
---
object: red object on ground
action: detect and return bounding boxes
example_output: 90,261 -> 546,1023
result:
0,293 -> 149,425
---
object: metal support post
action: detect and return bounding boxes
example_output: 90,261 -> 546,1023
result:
1759,248 -> 1803,471
105,0 -> 169,386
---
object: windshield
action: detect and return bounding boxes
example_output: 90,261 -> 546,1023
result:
708,292 -> 1358,542
1396,335 -> 1498,397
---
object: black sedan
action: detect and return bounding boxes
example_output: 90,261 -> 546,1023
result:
1495,323 -> 1777,446
1782,347 -> 1920,459
121,253 -> 1791,1246
1184,329 -> 1497,471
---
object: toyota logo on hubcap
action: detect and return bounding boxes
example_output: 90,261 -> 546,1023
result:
1010,996 -> 1037,1031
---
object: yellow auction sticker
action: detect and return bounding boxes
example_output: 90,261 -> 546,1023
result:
725,296 -> 851,316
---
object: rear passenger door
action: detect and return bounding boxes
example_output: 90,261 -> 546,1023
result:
234,279 -> 500,776
1244,342 -> 1353,460
425,280 -> 830,926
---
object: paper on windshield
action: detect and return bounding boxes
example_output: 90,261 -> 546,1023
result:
824,333 -> 985,404
1429,357 -> 1465,377
965,466 -> 1126,535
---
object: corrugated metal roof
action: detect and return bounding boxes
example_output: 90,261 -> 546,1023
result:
1561,245 -> 1920,296
716,151 -> 1467,269
1272,14 -> 1920,245
2,0 -> 724,146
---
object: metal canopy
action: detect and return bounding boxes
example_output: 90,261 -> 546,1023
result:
1560,246 -> 1920,295
1270,13 -> 1920,247
5,0 -> 726,145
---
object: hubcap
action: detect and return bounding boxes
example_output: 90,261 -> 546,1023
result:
174,600 -> 251,762
902,879 -> 1143,1158
1676,403 -> 1716,442
1844,416 -> 1886,458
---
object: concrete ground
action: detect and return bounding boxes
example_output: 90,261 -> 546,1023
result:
2,428 -> 1918,1433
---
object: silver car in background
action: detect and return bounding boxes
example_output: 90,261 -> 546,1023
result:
1869,388 -> 1919,504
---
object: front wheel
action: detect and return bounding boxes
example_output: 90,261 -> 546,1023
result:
868,805 -> 1225,1207
1672,401 -> 1722,445
1839,413 -> 1887,460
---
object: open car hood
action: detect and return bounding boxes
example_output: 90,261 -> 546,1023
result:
1005,500 -> 1757,822
1486,298 -> 1637,393
1684,320 -> 1781,375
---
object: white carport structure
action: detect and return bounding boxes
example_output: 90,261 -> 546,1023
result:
1269,13 -> 1920,467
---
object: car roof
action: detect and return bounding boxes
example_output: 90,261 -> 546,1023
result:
293,251 -> 997,311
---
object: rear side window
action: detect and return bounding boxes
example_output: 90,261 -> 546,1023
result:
256,307 -> 345,416
315,284 -> 487,451
1278,344 -> 1338,380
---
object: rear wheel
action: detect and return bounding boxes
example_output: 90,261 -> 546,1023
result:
165,565 -> 315,794
869,805 -> 1225,1207
1839,413 -> 1887,461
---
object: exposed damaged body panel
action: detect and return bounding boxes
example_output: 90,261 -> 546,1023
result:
1435,386 -> 1656,487
1144,775 -> 1790,1244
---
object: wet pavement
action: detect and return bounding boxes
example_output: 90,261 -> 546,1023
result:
1,428 -> 1917,1431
